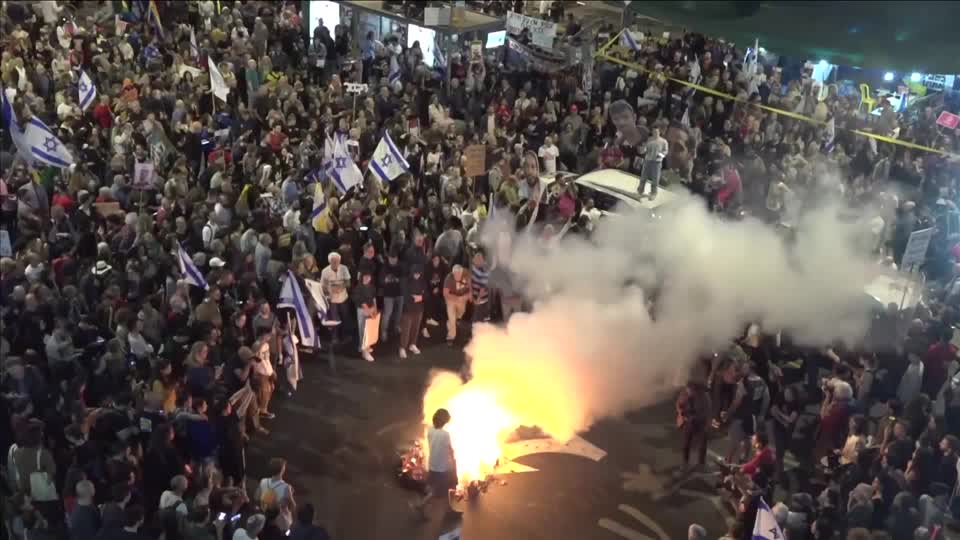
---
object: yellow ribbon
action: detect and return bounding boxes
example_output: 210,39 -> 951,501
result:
596,30 -> 955,157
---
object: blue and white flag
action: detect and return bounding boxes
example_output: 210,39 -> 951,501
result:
368,132 -> 409,183
322,136 -> 362,194
752,498 -> 785,540
2,89 -> 75,169
177,242 -> 209,290
389,54 -> 402,87
623,30 -> 641,52
434,41 -> 447,75
189,26 -> 200,63
78,70 -> 97,112
278,270 -> 318,347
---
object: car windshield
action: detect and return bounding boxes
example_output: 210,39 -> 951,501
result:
583,181 -> 643,204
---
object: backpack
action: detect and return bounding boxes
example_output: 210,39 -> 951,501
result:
258,478 -> 282,509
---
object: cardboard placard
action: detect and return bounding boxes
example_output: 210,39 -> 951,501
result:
464,144 -> 486,178
901,227 -> 934,269
937,111 -> 960,130
94,202 -> 123,218
133,162 -> 155,190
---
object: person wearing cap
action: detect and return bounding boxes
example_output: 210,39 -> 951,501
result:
442,265 -> 471,345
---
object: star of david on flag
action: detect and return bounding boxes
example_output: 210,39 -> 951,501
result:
78,70 -> 97,112
2,88 -> 74,169
752,497 -> 784,540
368,132 -> 409,183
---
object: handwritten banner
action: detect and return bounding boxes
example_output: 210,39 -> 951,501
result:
505,11 -> 557,49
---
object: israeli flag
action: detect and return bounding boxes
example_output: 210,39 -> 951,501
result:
752,498 -> 785,540
369,132 -> 409,183
2,88 -> 75,169
78,71 -> 97,112
278,270 -> 318,348
189,26 -> 199,63
177,242 -> 209,290
623,30 -> 641,52
323,136 -> 362,194
389,54 -> 402,87
434,42 -> 447,75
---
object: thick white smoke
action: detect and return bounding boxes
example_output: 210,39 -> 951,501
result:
447,185 -> 877,441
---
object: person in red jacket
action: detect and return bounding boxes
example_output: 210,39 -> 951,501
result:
92,95 -> 113,129
923,326 -> 957,398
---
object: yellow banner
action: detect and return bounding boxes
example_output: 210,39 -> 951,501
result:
596,31 -> 955,158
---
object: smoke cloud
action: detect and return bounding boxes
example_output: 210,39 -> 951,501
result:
425,182 -> 878,443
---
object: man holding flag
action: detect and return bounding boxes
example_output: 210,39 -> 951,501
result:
368,132 -> 410,184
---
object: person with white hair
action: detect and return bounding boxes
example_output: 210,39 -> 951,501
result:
442,264 -> 471,344
321,251 -> 352,334
159,475 -> 189,516
234,513 -> 266,540
687,524 -> 707,540
69,479 -> 101,540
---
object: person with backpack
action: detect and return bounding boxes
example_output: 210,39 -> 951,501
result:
255,458 -> 296,519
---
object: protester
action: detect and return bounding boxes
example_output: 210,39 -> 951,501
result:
1,3 -> 959,540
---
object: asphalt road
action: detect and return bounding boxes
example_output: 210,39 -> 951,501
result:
247,333 -> 735,540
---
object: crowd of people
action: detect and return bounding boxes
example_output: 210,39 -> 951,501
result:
1,0 -> 960,539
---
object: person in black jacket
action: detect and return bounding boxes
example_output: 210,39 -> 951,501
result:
398,264 -> 426,359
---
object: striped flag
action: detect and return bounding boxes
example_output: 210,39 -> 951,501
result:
147,0 -> 164,39
189,26 -> 199,63
115,15 -> 129,35
2,88 -> 75,169
78,70 -> 96,112
177,242 -> 208,290
752,498 -> 785,540
278,270 -> 318,348
623,30 -> 641,52
368,132 -> 409,183
389,54 -> 402,88
323,136 -> 362,194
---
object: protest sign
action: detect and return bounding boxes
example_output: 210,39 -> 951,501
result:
94,202 -> 123,218
901,227 -> 934,269
464,145 -> 486,178
133,162 -> 155,190
937,111 -> 960,130
506,11 -> 557,49
345,83 -> 369,94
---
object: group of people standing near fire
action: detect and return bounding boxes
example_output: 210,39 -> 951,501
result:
2,0 -> 960,539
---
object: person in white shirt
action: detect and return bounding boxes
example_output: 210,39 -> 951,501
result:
639,127 -> 669,199
159,475 -> 190,516
538,136 -> 560,174
410,408 -> 458,518
320,252 -> 351,323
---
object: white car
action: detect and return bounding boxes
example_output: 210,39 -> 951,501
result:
542,169 -> 678,217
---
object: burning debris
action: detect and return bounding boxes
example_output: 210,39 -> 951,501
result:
396,441 -> 500,501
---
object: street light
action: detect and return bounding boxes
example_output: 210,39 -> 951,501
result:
910,72 -> 923,82
883,72 -> 894,82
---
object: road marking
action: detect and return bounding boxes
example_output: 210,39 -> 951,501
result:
618,505 -> 670,540
597,518 -> 654,540
496,435 -> 607,475
676,489 -> 736,526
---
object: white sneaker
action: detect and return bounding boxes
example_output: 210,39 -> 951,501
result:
399,348 -> 407,359
426,319 -> 440,327
409,345 -> 421,355
362,350 -> 375,362
422,328 -> 431,338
